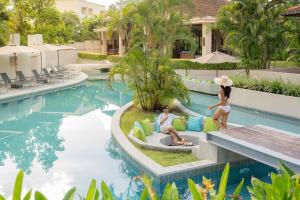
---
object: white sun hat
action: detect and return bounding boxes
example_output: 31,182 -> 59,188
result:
214,75 -> 233,87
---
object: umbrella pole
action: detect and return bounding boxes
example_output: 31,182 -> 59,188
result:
14,52 -> 17,80
57,50 -> 60,69
40,51 -> 43,74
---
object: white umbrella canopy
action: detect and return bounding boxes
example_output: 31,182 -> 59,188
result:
0,45 -> 40,55
30,44 -> 76,51
193,51 -> 240,64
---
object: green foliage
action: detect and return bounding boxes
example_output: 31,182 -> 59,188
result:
231,76 -> 300,97
78,52 -> 108,61
188,163 -> 244,200
248,162 -> 300,200
101,181 -> 114,200
109,47 -> 190,111
0,0 -> 10,46
108,0 -> 194,111
170,59 -> 238,70
62,187 -> 76,200
2,162 -> 299,200
215,0 -> 296,69
61,11 -> 81,43
107,55 -> 124,63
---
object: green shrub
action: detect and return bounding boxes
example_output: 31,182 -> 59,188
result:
231,76 -> 300,97
108,55 -> 124,63
170,59 -> 239,70
78,52 -> 108,60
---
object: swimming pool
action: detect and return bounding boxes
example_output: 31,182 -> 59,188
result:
0,80 -> 293,199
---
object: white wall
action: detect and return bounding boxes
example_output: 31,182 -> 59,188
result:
56,0 -> 105,19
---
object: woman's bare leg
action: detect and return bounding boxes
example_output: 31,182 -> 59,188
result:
221,112 -> 230,129
212,109 -> 226,130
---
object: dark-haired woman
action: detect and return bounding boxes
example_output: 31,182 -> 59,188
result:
208,76 -> 233,130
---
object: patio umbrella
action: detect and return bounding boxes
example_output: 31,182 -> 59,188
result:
193,51 -> 240,77
0,45 -> 40,77
30,44 -> 76,69
193,51 -> 240,64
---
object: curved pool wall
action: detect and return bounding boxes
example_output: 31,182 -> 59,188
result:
0,79 -> 293,199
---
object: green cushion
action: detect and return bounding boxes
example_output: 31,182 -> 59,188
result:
139,118 -> 154,136
172,118 -> 186,131
133,127 -> 146,142
204,117 -> 219,133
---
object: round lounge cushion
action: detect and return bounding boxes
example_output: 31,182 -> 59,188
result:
172,118 -> 186,131
139,118 -> 154,136
133,127 -> 146,142
204,117 -> 219,133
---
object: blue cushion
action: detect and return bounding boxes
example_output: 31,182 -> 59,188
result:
154,117 -> 160,133
187,116 -> 203,132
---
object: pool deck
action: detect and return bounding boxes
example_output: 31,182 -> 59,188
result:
0,72 -> 88,103
208,125 -> 300,172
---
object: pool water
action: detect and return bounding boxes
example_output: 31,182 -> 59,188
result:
0,80 -> 294,199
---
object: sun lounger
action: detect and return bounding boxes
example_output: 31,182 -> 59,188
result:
42,68 -> 63,82
32,69 -> 50,83
16,71 -> 34,87
0,72 -> 12,92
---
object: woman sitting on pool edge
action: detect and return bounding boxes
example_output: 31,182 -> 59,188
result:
208,75 -> 233,130
157,106 -> 192,146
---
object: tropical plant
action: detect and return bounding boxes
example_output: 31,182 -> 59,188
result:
108,0 -> 195,111
215,0 -> 295,70
188,163 -> 244,200
2,162 -> 300,200
107,1 -> 136,51
0,0 -> 9,46
248,162 -> 300,200
61,11 -> 81,43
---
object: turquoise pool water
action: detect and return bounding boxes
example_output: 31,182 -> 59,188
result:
0,80 -> 294,199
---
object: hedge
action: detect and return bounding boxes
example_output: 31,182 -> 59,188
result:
78,52 -> 108,60
231,76 -> 300,97
78,52 -> 125,63
107,55 -> 124,63
170,59 -> 239,70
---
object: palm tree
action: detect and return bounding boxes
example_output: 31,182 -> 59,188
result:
215,0 -> 291,69
108,0 -> 194,111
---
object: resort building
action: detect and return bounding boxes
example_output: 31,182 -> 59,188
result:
94,0 -> 228,58
283,5 -> 300,17
55,0 -> 105,19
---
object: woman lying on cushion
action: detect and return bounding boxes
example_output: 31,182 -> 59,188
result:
158,106 -> 192,146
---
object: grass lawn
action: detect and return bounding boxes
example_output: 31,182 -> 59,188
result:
270,61 -> 300,68
120,107 -> 199,167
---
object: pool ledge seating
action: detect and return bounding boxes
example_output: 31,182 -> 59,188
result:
128,126 -> 207,152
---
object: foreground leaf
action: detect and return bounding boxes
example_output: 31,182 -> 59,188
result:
23,189 -> 32,200
34,191 -> 47,200
63,187 -> 76,200
217,163 -> 230,200
161,183 -> 179,200
13,171 -> 24,200
188,179 -> 203,200
279,161 -> 295,177
101,181 -> 113,200
86,179 -> 97,200
232,179 -> 244,200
